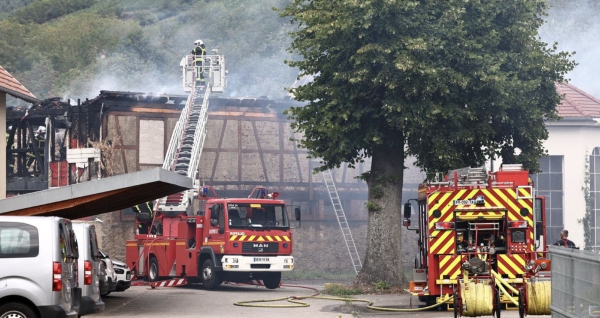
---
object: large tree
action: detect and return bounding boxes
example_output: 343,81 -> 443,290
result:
280,0 -> 575,286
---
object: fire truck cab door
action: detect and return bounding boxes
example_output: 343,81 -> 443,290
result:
205,203 -> 225,252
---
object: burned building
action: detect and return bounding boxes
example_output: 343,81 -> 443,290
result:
6,90 -> 422,274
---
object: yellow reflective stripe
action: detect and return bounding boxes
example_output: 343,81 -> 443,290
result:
256,236 -> 265,242
283,236 -> 291,242
275,236 -> 283,242
240,235 -> 247,241
430,230 -> 452,252
230,235 -> 238,241
248,236 -> 256,241
266,236 -> 274,241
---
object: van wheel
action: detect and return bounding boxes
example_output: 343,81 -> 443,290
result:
148,257 -> 159,282
201,259 -> 222,290
263,272 -> 281,289
0,302 -> 38,318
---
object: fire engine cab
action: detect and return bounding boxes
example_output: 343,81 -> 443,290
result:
126,186 -> 300,289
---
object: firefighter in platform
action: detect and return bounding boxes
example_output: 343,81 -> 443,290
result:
191,39 -> 207,84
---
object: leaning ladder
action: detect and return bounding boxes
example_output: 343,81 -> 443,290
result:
322,170 -> 362,274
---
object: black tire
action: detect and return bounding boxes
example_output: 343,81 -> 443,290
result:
518,290 -> 525,318
263,272 -> 281,289
495,288 -> 501,318
453,291 -> 459,318
0,302 -> 38,318
201,259 -> 222,290
148,256 -> 159,282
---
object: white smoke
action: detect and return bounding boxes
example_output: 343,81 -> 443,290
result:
540,0 -> 600,98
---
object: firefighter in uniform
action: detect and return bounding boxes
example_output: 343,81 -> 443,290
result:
190,39 -> 207,84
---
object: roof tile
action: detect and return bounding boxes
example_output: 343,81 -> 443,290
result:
0,65 -> 38,103
555,82 -> 600,118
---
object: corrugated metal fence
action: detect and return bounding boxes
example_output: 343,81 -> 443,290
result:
550,246 -> 600,317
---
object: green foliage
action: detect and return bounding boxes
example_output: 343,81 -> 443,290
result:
374,281 -> 390,292
365,201 -> 381,212
280,0 -> 576,174
1,0 -> 297,100
322,283 -> 362,297
13,0 -> 97,24
580,153 -> 593,250
371,185 -> 383,199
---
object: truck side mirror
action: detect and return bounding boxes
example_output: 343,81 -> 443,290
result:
295,207 -> 301,221
403,203 -> 412,219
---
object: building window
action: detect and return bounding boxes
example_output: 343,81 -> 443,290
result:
531,156 -> 563,245
589,148 -> 600,251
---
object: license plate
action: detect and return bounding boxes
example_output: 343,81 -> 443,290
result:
254,257 -> 269,262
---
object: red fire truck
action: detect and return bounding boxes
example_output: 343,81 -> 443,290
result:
404,164 -> 551,317
126,186 -> 300,289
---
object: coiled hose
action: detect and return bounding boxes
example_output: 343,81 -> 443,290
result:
526,281 -> 551,315
460,282 -> 494,317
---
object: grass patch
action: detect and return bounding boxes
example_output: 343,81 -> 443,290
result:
322,283 -> 363,297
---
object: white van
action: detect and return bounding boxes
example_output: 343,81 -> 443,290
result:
0,216 -> 81,318
72,223 -> 105,315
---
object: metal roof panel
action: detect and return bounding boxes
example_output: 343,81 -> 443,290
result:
0,168 -> 192,219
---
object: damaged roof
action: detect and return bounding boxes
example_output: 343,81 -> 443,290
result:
555,82 -> 600,118
0,65 -> 40,104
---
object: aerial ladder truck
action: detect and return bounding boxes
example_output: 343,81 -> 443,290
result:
126,51 -> 299,290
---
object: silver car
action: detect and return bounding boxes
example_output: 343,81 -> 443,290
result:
0,216 -> 81,318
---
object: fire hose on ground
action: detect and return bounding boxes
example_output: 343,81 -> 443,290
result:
233,283 -> 453,312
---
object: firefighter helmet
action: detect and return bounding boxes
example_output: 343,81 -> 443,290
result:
194,39 -> 203,46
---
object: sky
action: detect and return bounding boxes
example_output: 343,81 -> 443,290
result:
539,0 -> 600,99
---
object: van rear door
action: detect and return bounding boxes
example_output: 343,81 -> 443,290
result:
58,221 -> 80,316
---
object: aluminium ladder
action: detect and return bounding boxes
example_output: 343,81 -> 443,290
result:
322,170 -> 362,274
155,54 -> 226,215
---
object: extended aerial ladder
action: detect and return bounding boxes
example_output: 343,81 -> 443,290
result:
153,52 -> 227,215
322,170 -> 362,274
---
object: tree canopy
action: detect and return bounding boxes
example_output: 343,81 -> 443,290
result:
281,0 -> 575,285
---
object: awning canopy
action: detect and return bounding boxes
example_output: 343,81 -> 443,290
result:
0,168 -> 192,219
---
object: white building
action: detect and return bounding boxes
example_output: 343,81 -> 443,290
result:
538,82 -> 600,250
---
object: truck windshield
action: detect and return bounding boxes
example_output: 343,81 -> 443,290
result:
227,203 -> 289,229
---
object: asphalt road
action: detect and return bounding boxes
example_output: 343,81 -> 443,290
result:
90,280 -> 551,318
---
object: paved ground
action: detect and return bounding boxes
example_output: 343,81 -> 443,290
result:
91,280 -> 551,317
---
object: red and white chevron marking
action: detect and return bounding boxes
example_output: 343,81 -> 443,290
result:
150,278 -> 187,288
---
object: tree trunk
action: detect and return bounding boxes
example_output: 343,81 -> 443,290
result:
355,143 -> 405,287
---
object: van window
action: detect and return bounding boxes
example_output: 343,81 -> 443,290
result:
59,223 -> 77,262
89,227 -> 100,261
0,222 -> 39,258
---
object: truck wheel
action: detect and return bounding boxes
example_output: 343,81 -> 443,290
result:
148,257 -> 159,282
201,259 -> 222,290
263,272 -> 281,289
0,302 -> 38,318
